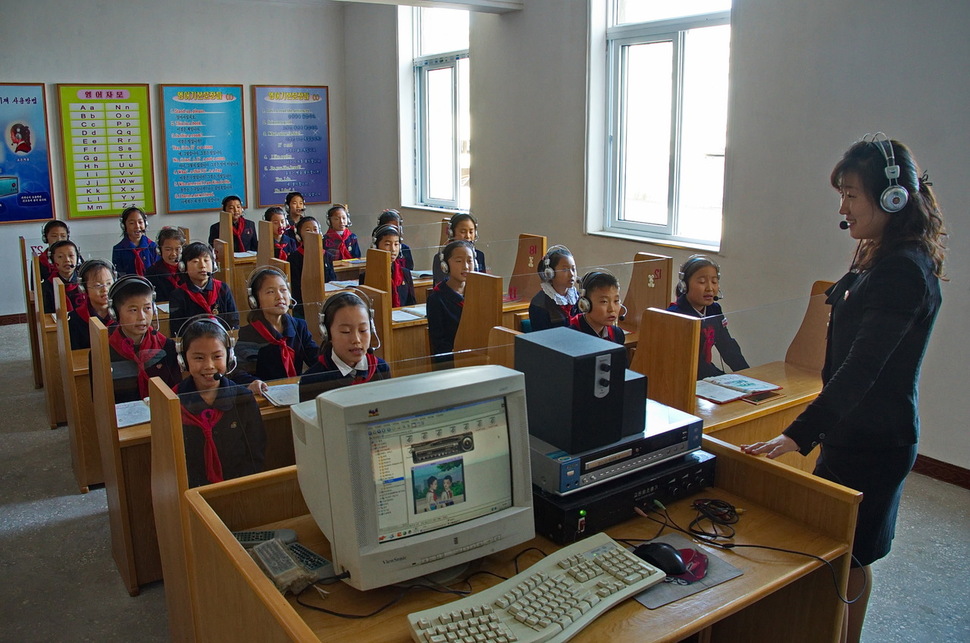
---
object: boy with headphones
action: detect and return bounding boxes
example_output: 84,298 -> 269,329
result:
299,290 -> 390,397
264,206 -> 298,261
287,216 -> 336,319
42,239 -> 86,313
174,315 -> 266,488
567,271 -> 626,345
432,213 -> 486,285
237,266 -> 319,380
105,275 -> 182,403
667,255 -> 748,380
38,220 -> 72,282
528,244 -> 580,331
112,207 -> 159,276
67,259 -> 116,349
426,240 -> 476,363
322,203 -> 360,261
144,227 -> 186,302
168,241 -> 239,335
208,195 -> 258,252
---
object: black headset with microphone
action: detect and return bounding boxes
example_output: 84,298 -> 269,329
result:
676,255 -> 722,301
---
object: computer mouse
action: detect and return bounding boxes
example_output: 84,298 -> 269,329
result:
632,542 -> 687,576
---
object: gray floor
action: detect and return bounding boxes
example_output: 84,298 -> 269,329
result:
0,321 -> 967,642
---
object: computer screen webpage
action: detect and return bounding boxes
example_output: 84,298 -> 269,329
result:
368,396 -> 513,544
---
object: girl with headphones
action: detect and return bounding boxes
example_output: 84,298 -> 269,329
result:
376,209 -> 414,270
105,275 -> 181,403
237,266 -> 319,381
300,290 -> 390,394
38,220 -> 71,282
426,240 -> 476,363
370,224 -> 416,307
208,195 -> 258,253
112,207 -> 159,276
322,203 -> 361,261
67,259 -> 116,349
432,213 -> 486,285
174,315 -> 266,488
168,241 -> 239,335
528,245 -> 580,331
264,207 -> 298,261
42,240 -> 85,314
144,227 -> 186,302
287,216 -> 336,319
283,191 -> 306,237
567,271 -> 626,345
667,255 -> 749,380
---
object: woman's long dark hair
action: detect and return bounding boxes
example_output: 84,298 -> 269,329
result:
831,137 -> 947,278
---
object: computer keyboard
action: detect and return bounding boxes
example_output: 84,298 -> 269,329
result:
406,532 -> 665,643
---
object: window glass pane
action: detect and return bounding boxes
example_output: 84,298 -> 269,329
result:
419,8 -> 469,56
426,66 -> 456,202
620,41 -> 673,226
675,25 -> 730,242
457,57 -> 471,210
615,0 -> 730,25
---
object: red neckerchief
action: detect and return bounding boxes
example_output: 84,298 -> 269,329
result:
558,304 -> 572,319
232,216 -> 246,252
125,237 -> 148,276
75,302 -> 113,329
317,349 -> 378,384
40,252 -> 52,270
297,244 -> 305,256
49,272 -> 84,313
179,279 -> 222,314
179,406 -> 225,484
274,240 -> 288,261
109,327 -> 168,399
391,257 -> 405,307
327,229 -> 352,260
249,320 -> 297,377
159,261 -> 179,288
433,281 -> 463,308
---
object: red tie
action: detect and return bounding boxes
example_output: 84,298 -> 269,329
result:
130,245 -> 146,276
180,280 -> 221,314
391,257 -> 405,308
249,320 -> 297,377
328,229 -> 353,260
108,328 -> 168,399
233,217 -> 246,252
274,241 -> 288,262
180,407 -> 226,484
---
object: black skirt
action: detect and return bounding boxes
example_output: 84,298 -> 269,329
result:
814,443 -> 918,566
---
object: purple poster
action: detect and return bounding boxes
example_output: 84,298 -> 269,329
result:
0,84 -> 55,224
252,86 -> 330,207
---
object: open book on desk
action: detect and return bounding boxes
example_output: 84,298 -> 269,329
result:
695,374 -> 781,404
262,383 -> 299,407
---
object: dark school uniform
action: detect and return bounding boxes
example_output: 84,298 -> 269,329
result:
323,229 -> 361,260
667,295 -> 749,380
237,312 -> 319,381
288,246 -> 336,318
528,286 -> 580,331
567,313 -> 625,346
432,248 -> 486,285
145,260 -> 181,302
176,377 -> 266,489
270,235 -> 299,261
112,236 -> 159,276
42,273 -> 86,314
208,217 -> 258,252
426,279 -> 464,357
107,328 -> 182,403
299,346 -> 391,399
357,256 -> 416,307
67,304 -> 114,350
401,243 -> 414,271
168,277 -> 239,335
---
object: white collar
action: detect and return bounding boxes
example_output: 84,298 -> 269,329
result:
540,282 -> 580,306
331,350 -> 366,377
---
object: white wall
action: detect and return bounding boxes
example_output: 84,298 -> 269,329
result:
0,0 -> 348,312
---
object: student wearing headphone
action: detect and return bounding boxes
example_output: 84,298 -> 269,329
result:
376,209 -> 414,270
208,195 -> 258,252
168,241 -> 239,335
174,315 -> 266,489
667,255 -> 749,380
112,207 -> 159,276
42,239 -> 85,313
528,245 -> 579,331
144,227 -> 186,302
264,206 -> 298,261
742,136 -> 946,642
283,191 -> 306,239
67,259 -> 116,349
237,266 -> 319,381
322,203 -> 361,260
300,290 -> 390,394
38,220 -> 72,282
367,224 -> 416,307
427,240 -> 476,363
287,216 -> 336,319
105,275 -> 181,403
568,271 -> 626,345
432,213 -> 486,284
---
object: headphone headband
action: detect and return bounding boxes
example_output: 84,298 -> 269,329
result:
538,244 -> 572,282
319,288 -> 380,353
246,265 -> 290,310
175,314 -> 237,373
864,132 -> 910,213
372,224 -> 403,247
107,274 -> 155,320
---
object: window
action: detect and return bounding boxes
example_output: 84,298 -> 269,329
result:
412,8 -> 471,211
603,2 -> 731,247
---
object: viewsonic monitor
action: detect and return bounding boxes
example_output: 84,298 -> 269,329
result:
290,365 -> 534,591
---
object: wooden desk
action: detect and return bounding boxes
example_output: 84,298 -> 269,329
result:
183,435 -> 859,642
20,236 -> 44,389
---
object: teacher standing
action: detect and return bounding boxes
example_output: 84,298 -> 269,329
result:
742,134 -> 946,643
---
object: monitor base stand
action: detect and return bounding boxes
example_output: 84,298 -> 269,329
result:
416,562 -> 472,588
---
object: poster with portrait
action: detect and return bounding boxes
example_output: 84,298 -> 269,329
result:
252,86 -> 330,207
0,83 -> 55,224
160,85 -> 246,213
56,84 -> 156,219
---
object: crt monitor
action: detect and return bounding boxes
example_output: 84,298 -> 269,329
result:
290,364 -> 535,591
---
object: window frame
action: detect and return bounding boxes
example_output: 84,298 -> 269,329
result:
603,11 -> 731,248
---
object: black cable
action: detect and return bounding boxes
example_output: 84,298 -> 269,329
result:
512,547 -> 547,574
295,581 -> 467,619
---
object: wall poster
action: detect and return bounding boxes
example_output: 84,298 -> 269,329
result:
0,83 -> 56,224
56,84 -> 156,219
160,85 -> 246,213
252,85 -> 330,207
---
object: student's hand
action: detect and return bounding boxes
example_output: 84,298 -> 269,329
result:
740,434 -> 798,459
248,379 -> 268,396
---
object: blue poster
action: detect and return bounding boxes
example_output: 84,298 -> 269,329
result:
253,86 -> 330,207
160,85 -> 246,213
0,83 -> 55,224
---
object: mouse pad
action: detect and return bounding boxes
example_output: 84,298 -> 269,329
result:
634,533 -> 743,609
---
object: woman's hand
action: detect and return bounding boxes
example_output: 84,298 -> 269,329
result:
248,379 -> 268,396
740,434 -> 799,459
